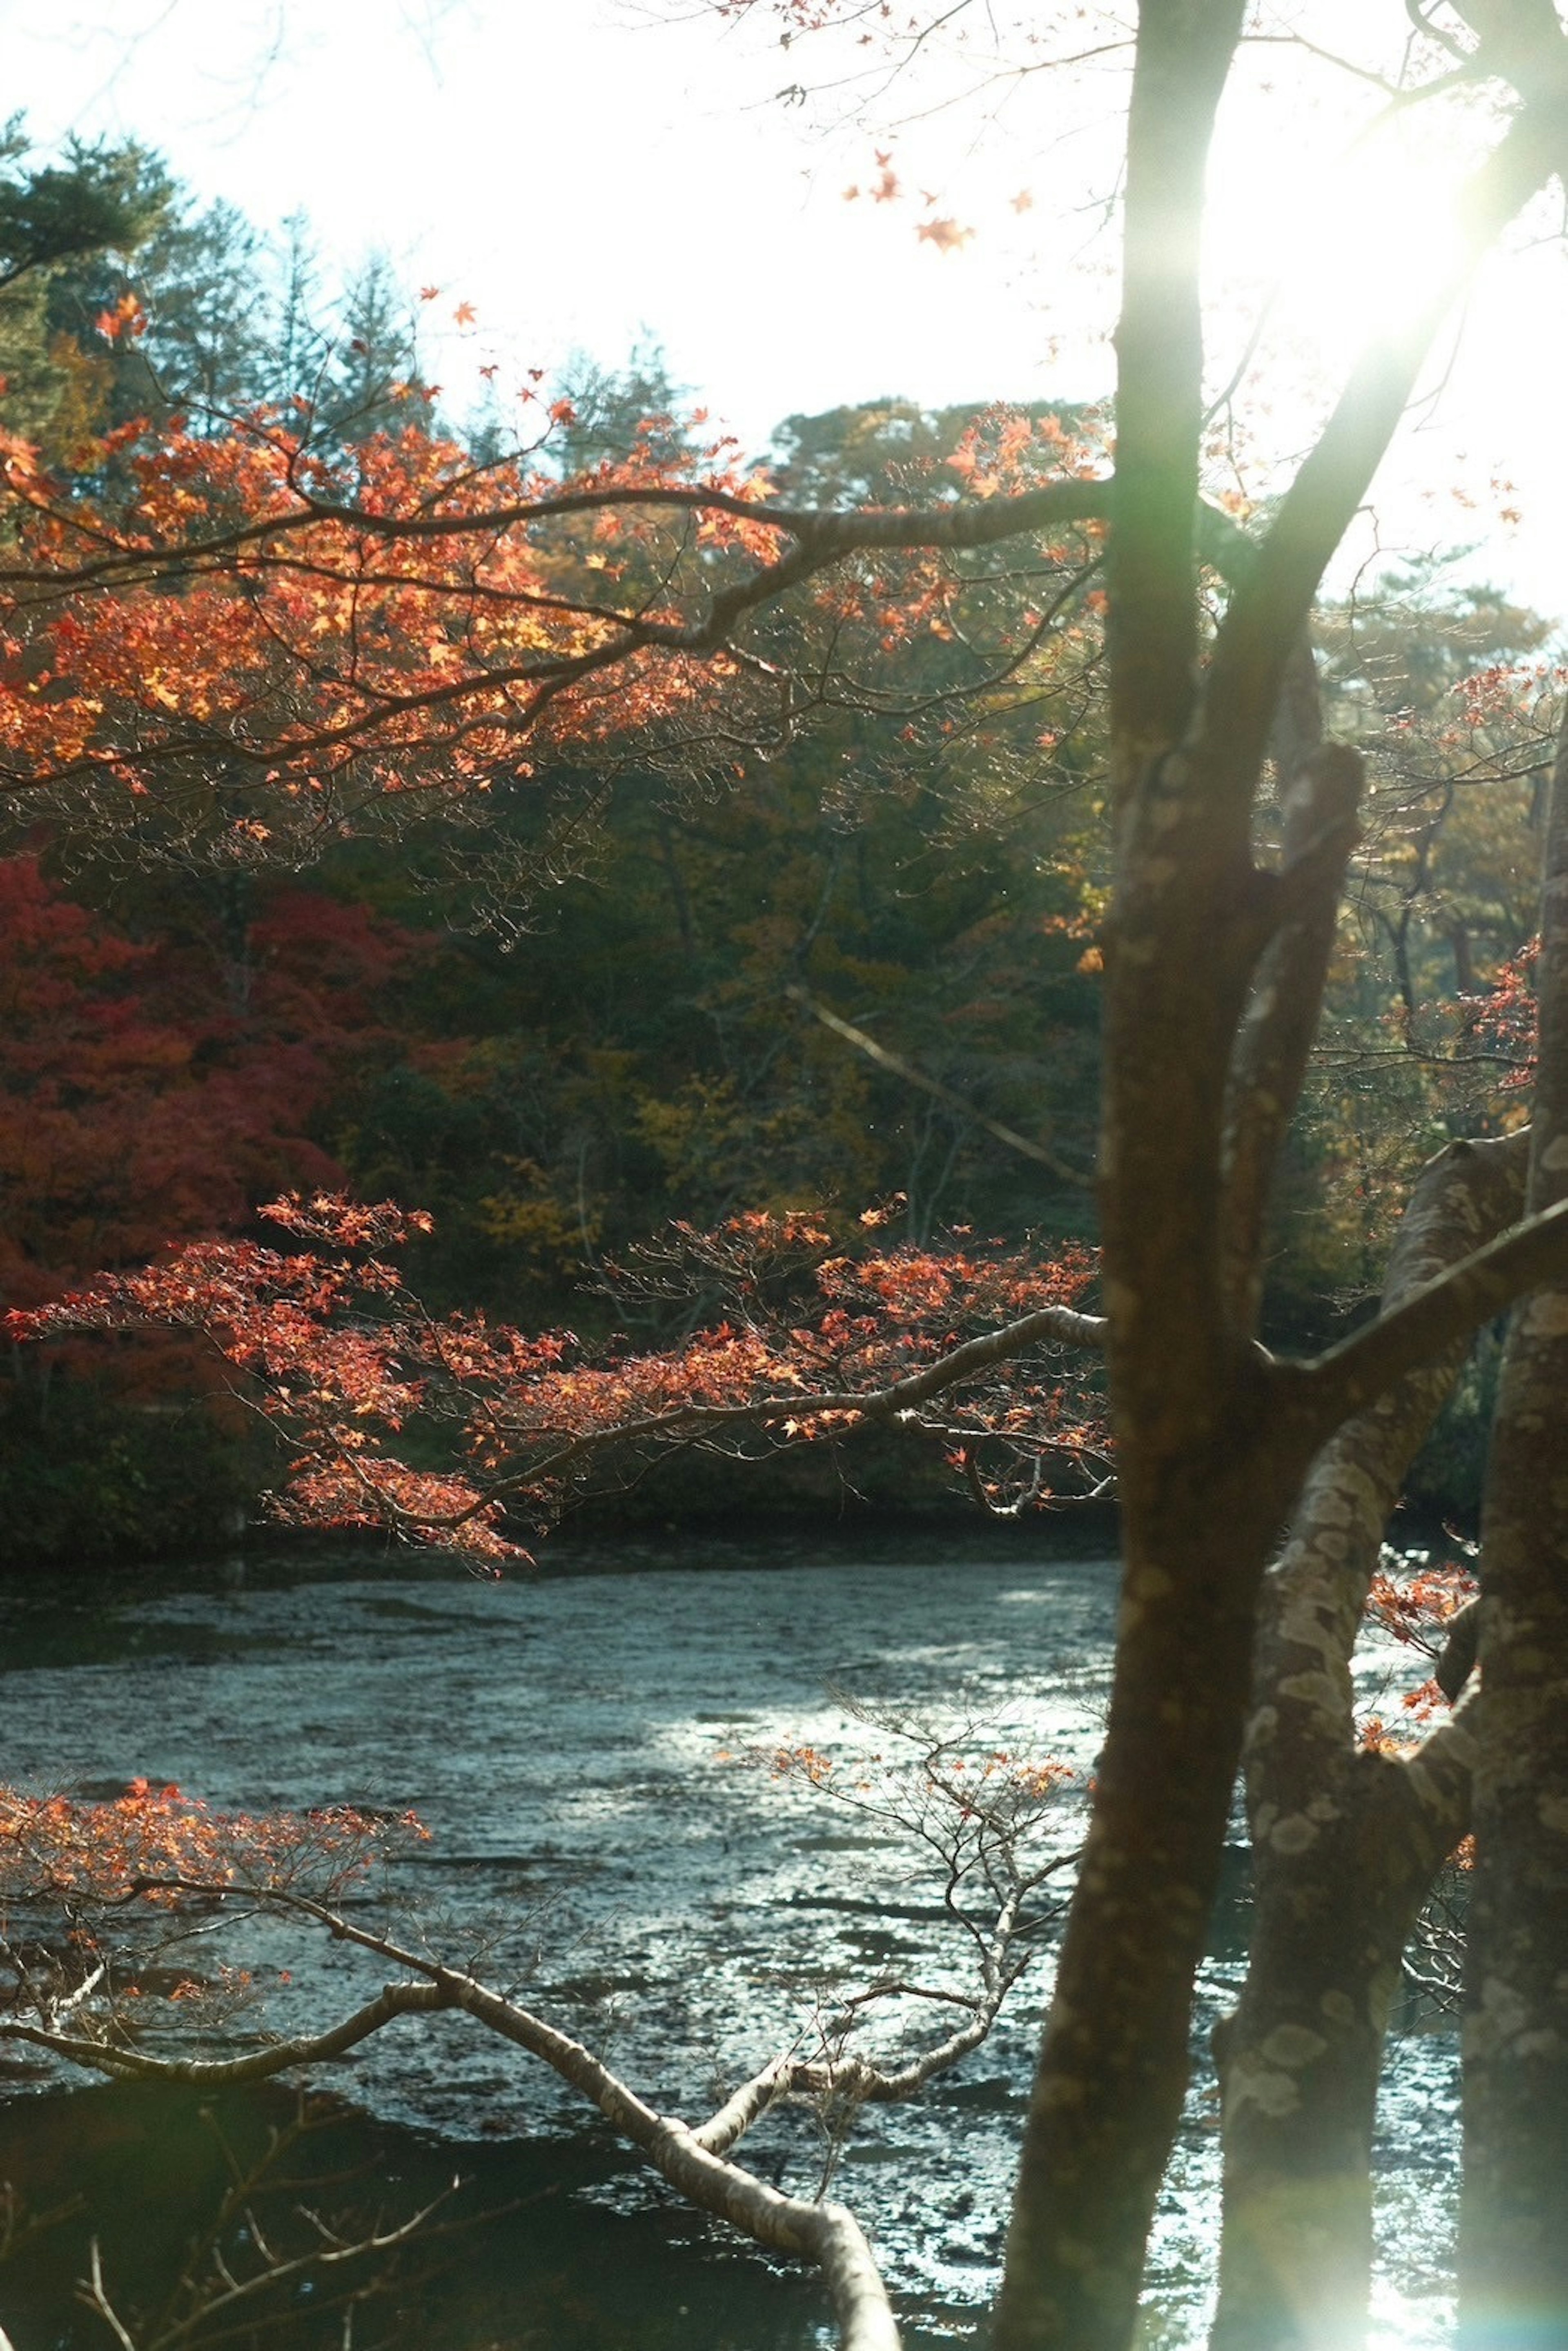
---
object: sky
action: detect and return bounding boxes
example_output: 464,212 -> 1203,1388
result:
3,0 -> 1069,438
5,0 -> 1568,625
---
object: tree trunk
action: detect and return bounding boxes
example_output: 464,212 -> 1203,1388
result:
996,1421 -> 1300,2351
1213,1138 -> 1524,2351
991,11 -> 1564,2343
993,14 -> 1256,2334
1459,706 -> 1568,2344
1213,1788 -> 1457,2351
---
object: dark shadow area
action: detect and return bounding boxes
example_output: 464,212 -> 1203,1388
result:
0,2082 -> 982,2351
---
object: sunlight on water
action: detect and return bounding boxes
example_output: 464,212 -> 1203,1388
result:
0,1545 -> 1463,2346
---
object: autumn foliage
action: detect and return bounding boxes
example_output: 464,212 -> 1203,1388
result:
0,855 -> 423,1316
0,1777 -> 427,2062
0,384 -> 1116,1556
0,390 -> 1111,888
0,1779 -> 418,1912
0,412 -> 803,822
11,1193 -> 1105,1563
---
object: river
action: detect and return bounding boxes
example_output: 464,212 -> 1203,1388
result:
0,1534 -> 1460,2349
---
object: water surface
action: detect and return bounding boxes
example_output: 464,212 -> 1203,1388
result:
0,1538 -> 1459,2346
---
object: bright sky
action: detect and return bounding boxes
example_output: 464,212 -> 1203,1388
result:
5,0 -> 1568,623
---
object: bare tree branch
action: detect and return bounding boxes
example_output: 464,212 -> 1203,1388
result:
1200,103 -> 1560,826
1290,1193 -> 1568,1434
788,987 -> 1094,1186
0,1979 -> 450,2085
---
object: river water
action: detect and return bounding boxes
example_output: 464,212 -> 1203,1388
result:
0,1536 -> 1459,2349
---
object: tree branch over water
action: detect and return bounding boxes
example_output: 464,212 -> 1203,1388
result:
0,1715 -> 1080,2351
1291,1194 -> 1568,1435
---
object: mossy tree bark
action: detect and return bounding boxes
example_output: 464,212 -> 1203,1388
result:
1460,705 -> 1568,2346
993,11 -> 1568,2346
1213,1136 -> 1526,2351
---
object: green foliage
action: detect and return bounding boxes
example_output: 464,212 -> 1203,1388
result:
0,113 -> 442,478
318,723 -> 1102,1327
0,1384 -> 259,1567
1257,567 -> 1555,1374
0,119 -> 170,288
0,119 -> 172,463
552,334 -> 694,474
769,394 -> 1095,505
0,157 -> 1549,1545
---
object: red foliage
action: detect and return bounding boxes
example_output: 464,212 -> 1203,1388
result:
0,1778 -> 422,1909
1365,1558 -> 1477,1657
1363,1557 -> 1478,1732
0,414 -> 793,829
0,396 -> 1105,863
0,857 -> 423,1322
1468,937 -> 1539,1088
0,402 -> 1111,1538
11,1195 -> 1107,1566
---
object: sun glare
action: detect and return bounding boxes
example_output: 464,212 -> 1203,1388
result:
1207,81 -> 1489,415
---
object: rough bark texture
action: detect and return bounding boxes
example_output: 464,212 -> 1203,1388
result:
997,1431 -> 1300,2351
1460,712 -> 1568,2346
992,13 -> 1258,2347
1219,742 -> 1364,1330
991,12 -> 1564,2345
1214,1136 -> 1526,2351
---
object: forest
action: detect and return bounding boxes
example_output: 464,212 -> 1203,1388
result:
0,130 -> 1544,1563
3,5 -> 1568,2349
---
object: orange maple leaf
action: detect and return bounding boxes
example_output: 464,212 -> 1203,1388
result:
452,301 -> 477,327
95,294 -> 148,342
918,218 -> 973,254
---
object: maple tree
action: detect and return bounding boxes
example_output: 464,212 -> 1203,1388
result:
0,856 -> 422,1315
364,402 -> 1105,1291
11,5 -> 1568,2348
13,1196 -> 1107,1563
0,849 -> 442,1559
